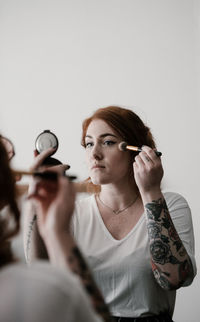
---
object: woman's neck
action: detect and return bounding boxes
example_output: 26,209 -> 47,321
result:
99,180 -> 139,208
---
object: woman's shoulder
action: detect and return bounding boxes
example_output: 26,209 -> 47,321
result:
75,194 -> 95,210
0,261 -> 88,306
0,262 -> 102,322
0,261 -> 77,287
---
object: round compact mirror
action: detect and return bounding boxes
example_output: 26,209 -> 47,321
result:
35,130 -> 59,155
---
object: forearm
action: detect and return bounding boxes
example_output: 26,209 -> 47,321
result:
43,231 -> 111,322
142,191 -> 193,290
23,202 -> 48,264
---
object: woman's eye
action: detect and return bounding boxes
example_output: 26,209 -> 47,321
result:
85,142 -> 93,148
103,140 -> 116,146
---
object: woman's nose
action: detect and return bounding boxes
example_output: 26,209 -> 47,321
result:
91,144 -> 103,160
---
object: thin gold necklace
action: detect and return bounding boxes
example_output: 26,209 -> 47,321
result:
97,194 -> 138,215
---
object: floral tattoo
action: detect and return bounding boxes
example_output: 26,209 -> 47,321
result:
145,198 -> 193,290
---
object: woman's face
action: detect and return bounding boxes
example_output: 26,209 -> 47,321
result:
85,119 -> 132,185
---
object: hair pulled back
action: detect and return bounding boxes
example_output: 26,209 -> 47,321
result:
82,106 -> 156,159
81,106 -> 156,193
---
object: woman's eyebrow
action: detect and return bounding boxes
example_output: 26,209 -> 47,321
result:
85,133 -> 118,139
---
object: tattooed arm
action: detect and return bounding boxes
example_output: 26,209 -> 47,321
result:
144,194 -> 194,290
23,147 -> 69,264
133,146 -> 195,290
28,176 -> 112,322
23,202 -> 48,264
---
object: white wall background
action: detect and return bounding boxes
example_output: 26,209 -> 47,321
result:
0,0 -> 199,321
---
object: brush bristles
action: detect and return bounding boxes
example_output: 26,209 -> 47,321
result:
118,142 -> 162,156
118,141 -> 128,151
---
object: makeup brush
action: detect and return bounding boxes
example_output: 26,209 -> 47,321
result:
118,142 -> 162,157
14,170 -> 97,195
12,170 -> 77,181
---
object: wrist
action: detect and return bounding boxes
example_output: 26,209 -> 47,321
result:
43,230 -> 74,269
43,228 -> 72,249
140,188 -> 163,205
39,216 -> 71,241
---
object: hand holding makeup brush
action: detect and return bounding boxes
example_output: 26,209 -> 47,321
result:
118,141 -> 163,197
28,176 -> 75,239
31,148 -> 70,175
133,145 -> 164,199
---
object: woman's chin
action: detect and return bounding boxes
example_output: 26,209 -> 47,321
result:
91,178 -> 101,185
91,177 -> 109,185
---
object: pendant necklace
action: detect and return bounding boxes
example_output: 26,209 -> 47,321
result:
97,194 -> 139,215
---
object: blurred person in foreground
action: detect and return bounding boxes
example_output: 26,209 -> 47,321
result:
0,135 -> 111,322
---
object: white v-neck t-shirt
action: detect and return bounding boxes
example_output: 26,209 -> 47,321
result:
72,192 -> 196,318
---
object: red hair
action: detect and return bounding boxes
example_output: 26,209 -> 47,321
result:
82,106 -> 156,157
81,106 -> 156,192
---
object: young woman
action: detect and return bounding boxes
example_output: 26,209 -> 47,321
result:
25,106 -> 196,322
0,135 -> 111,322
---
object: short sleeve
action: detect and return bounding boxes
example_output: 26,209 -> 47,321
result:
164,192 -> 197,285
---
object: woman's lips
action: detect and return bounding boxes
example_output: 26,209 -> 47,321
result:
91,164 -> 105,170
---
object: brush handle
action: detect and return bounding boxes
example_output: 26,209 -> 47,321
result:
137,147 -> 162,157
34,172 -> 77,181
13,170 -> 77,181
